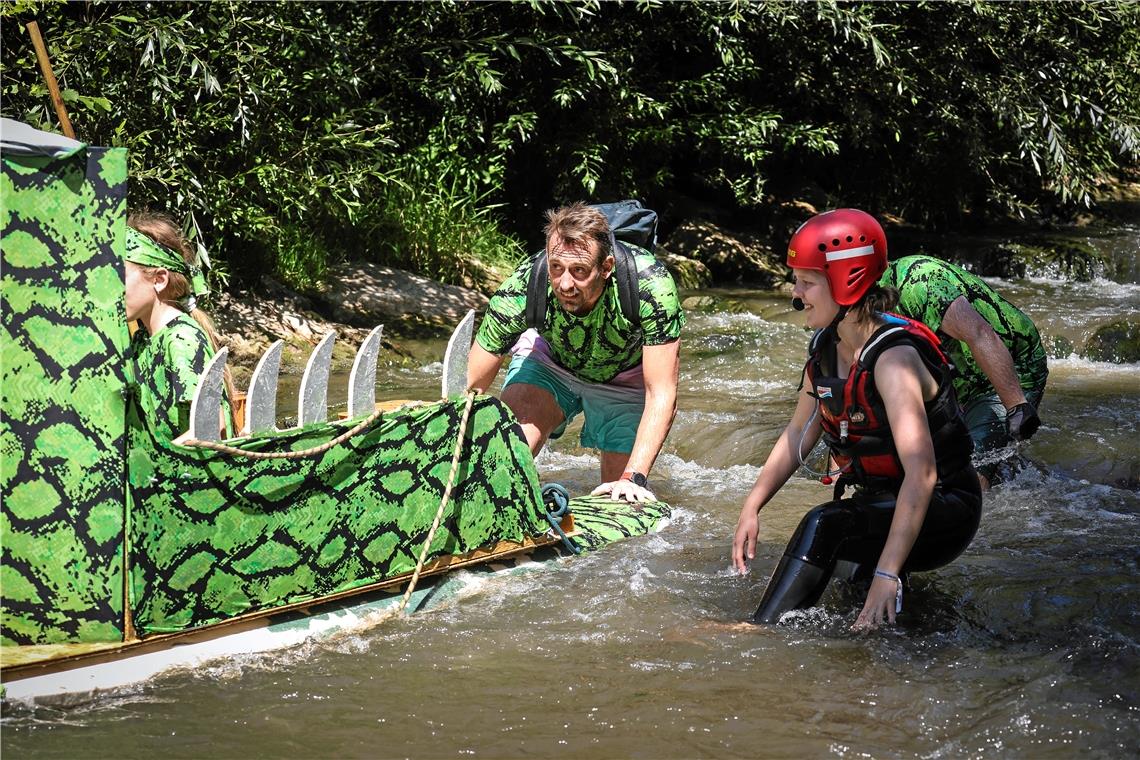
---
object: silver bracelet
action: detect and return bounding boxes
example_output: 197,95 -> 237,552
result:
874,568 -> 903,614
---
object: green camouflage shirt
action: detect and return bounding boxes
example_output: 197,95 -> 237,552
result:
476,246 -> 685,383
129,313 -> 234,441
880,255 -> 1048,405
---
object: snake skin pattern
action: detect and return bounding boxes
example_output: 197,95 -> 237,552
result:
126,394 -> 548,635
2,144 -> 129,645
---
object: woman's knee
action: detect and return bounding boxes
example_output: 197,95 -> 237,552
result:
784,500 -> 864,566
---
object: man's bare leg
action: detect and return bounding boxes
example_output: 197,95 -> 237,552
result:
501,382 -> 564,456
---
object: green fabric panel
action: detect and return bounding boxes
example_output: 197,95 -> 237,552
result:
565,495 -> 671,552
1,146 -> 129,645
127,395 -> 547,635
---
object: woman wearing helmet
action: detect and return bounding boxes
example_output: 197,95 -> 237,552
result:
731,209 -> 981,629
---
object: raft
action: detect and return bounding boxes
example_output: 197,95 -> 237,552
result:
0,120 -> 671,702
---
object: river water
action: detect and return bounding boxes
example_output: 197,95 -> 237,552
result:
4,218 -> 1138,757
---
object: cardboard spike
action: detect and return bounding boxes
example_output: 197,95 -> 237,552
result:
188,348 -> 229,442
441,310 -> 475,399
297,332 -> 336,427
347,325 -> 384,419
242,340 -> 283,435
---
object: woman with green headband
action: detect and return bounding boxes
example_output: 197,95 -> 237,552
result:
124,210 -> 235,441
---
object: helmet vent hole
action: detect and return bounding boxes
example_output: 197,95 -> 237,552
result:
859,235 -> 866,242
832,238 -> 841,246
817,243 -> 827,252
846,235 -> 853,242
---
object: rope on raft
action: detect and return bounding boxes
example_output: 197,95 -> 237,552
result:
397,389 -> 478,616
181,406 -> 387,459
541,483 -> 581,555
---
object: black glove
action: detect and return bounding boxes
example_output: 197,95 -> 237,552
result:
1005,402 -> 1040,441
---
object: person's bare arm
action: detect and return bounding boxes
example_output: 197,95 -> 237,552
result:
939,296 -> 1026,409
853,346 -> 938,629
591,339 -> 680,502
466,342 -> 507,394
625,339 -> 680,477
732,385 -> 821,574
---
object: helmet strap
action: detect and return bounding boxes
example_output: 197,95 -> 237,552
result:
828,305 -> 849,331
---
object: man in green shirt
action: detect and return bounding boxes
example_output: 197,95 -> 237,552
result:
467,203 -> 685,502
880,255 -> 1048,487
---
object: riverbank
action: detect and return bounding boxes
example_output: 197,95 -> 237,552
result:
209,179 -> 1140,384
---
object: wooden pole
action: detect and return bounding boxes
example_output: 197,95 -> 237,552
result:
26,20 -> 76,139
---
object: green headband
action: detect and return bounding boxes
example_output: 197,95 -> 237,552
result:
124,227 -> 209,301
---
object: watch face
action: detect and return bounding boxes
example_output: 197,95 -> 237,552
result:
630,472 -> 648,488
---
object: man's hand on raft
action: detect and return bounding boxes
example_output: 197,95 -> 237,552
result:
591,479 -> 656,504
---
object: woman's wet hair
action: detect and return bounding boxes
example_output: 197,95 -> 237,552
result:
543,202 -> 612,266
850,284 -> 900,322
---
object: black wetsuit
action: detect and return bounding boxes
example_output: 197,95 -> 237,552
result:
752,315 -> 983,623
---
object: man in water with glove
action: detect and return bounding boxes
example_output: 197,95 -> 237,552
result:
880,255 -> 1048,488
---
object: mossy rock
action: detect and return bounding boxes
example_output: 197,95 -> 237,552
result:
1083,318 -> 1140,363
978,238 -> 1107,282
659,250 -> 713,289
681,295 -> 724,313
680,295 -> 754,315
663,220 -> 788,286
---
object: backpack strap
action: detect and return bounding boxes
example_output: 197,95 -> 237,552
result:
611,236 -> 640,327
525,251 -> 548,331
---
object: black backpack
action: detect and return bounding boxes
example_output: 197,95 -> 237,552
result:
525,200 -> 658,330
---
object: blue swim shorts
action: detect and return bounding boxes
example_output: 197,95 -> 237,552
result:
502,332 -> 645,454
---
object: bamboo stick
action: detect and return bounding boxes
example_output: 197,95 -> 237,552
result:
26,20 -> 75,139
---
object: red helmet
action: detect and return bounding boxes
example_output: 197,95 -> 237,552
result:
785,209 -> 887,306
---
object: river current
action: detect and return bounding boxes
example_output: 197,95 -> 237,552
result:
4,218 -> 1138,758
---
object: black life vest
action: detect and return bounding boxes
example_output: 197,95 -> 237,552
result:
804,313 -> 973,487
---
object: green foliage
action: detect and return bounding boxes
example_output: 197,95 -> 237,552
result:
2,0 -> 1136,292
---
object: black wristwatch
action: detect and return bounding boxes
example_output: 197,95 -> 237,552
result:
621,470 -> 649,488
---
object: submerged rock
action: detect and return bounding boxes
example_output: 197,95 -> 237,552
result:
1044,334 -> 1076,359
978,238 -> 1107,281
1083,318 -> 1140,363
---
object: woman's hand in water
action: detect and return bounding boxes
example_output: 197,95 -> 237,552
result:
852,575 -> 898,630
732,509 -> 759,575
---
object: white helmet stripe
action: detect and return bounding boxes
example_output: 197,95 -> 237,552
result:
824,244 -> 875,262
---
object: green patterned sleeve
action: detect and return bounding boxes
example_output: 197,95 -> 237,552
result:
475,260 -> 532,355
165,327 -> 210,402
886,256 -> 961,333
637,254 -> 686,346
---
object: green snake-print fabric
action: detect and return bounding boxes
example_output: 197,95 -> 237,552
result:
128,313 -> 234,441
2,144 -> 129,644
126,395 -> 548,635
